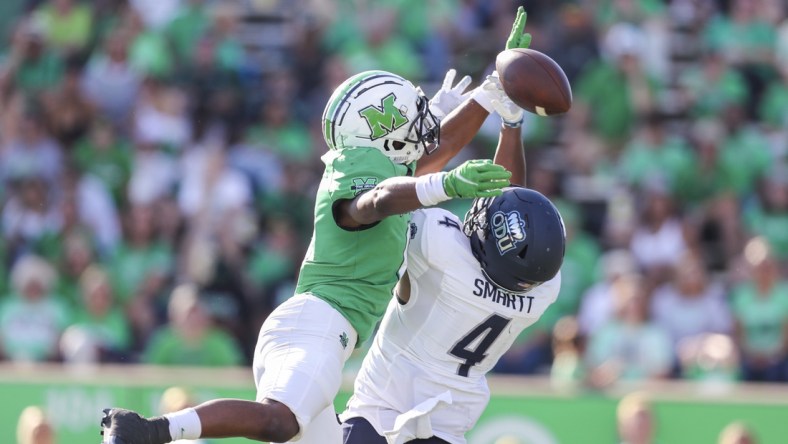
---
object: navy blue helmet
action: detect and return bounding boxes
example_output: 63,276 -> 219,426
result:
463,187 -> 566,293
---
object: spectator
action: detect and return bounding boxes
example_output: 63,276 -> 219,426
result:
166,0 -> 210,63
578,249 -> 638,337
586,273 -> 673,384
1,176 -> 62,259
651,251 -> 733,356
731,237 -> 788,382
54,231 -> 95,306
127,13 -> 174,78
126,140 -> 179,206
39,57 -> 95,149
0,255 -> 70,362
616,392 -> 656,444
59,166 -> 121,256
129,0 -> 181,31
132,79 -> 191,150
324,4 -> 422,81
142,283 -> 244,366
245,217 -> 300,316
177,35 -> 243,147
0,111 -> 63,185
32,0 -> 93,56
540,201 -> 601,336
678,49 -> 749,119
617,112 -> 695,196
0,20 -> 63,97
677,333 -> 740,385
108,204 -> 173,308
208,3 -> 245,73
71,118 -> 133,206
715,104 -> 772,197
703,0 -> 777,118
16,405 -> 55,444
572,22 -> 661,148
718,421 -> 758,444
243,95 -> 313,163
550,315 -> 586,390
60,265 -> 131,363
744,167 -> 788,262
680,118 -> 732,205
81,30 -> 141,129
629,184 -> 689,284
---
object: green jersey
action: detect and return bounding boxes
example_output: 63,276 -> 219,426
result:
296,147 -> 411,344
731,282 -> 788,355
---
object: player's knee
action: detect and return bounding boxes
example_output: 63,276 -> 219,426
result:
254,399 -> 299,442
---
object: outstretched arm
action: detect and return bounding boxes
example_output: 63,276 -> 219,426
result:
494,124 -> 525,186
336,159 -> 511,228
415,6 -> 533,177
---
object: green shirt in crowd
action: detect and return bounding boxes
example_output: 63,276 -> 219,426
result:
618,135 -> 695,194
143,327 -> 244,367
108,242 -> 173,302
72,138 -> 133,205
295,148 -> 410,345
731,282 -> 788,356
33,3 -> 93,52
0,294 -> 71,362
575,61 -> 660,144
72,307 -> 131,352
745,206 -> 788,261
717,128 -> 772,196
758,81 -> 788,128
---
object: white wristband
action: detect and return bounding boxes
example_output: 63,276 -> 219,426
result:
165,408 -> 202,440
415,172 -> 450,206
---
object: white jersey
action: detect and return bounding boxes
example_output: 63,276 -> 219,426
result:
341,208 -> 561,444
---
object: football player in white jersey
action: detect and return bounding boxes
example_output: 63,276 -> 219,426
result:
339,41 -> 566,444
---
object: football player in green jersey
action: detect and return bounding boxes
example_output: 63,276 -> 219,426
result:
100,8 -> 532,444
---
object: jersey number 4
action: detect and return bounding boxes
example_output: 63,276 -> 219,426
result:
448,314 -> 511,377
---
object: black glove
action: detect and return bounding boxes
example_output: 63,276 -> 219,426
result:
101,408 -> 172,444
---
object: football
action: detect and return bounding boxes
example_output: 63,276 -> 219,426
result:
495,48 -> 572,116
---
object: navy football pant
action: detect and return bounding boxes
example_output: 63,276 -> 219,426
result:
342,417 -> 450,443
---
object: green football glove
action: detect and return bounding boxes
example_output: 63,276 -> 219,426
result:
443,159 -> 511,199
506,6 -> 532,50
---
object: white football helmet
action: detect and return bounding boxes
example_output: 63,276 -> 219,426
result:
322,70 -> 440,165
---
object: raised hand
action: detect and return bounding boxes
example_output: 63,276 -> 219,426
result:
482,72 -> 524,127
506,6 -> 532,50
428,68 -> 473,119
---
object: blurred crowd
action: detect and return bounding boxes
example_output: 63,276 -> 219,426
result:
0,0 -> 786,389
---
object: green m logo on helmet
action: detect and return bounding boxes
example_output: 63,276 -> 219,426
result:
358,93 -> 410,140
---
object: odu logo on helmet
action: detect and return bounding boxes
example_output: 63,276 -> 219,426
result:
491,211 -> 526,255
358,93 -> 409,140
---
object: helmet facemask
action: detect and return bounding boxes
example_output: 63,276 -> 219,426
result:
405,90 -> 440,157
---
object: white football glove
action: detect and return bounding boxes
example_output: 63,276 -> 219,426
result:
471,71 -> 524,127
428,68 -> 472,120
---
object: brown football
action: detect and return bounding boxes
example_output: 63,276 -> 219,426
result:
495,48 -> 572,116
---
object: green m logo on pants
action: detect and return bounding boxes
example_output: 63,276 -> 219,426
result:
358,93 -> 409,140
